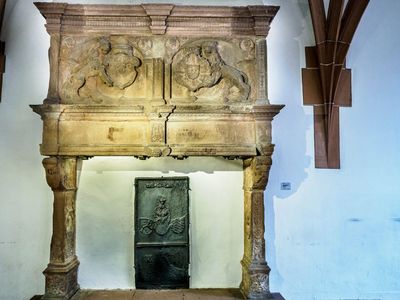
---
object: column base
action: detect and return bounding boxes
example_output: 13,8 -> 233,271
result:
241,293 -> 282,300
240,258 -> 272,299
42,258 -> 80,300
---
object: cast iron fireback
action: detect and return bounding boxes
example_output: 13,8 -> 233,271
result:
134,177 -> 190,289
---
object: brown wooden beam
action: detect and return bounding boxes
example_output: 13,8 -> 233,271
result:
325,0 -> 345,131
337,0 -> 369,64
303,0 -> 369,169
332,0 -> 369,105
308,0 -> 327,96
0,0 -> 5,23
0,0 -> 6,102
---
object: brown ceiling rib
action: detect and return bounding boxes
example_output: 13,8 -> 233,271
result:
0,0 -> 6,102
302,0 -> 369,169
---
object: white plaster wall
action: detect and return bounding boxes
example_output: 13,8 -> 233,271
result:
1,0 -> 400,300
0,1 -> 52,299
265,0 -> 400,299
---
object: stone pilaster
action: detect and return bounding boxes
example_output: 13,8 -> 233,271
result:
255,38 -> 269,105
46,33 -> 61,102
34,2 -> 67,103
240,155 -> 273,299
42,157 -> 80,300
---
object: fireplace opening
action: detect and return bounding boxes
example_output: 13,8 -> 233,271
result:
76,157 -> 243,290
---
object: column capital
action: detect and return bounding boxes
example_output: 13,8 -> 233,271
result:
243,155 -> 273,191
42,157 -> 78,191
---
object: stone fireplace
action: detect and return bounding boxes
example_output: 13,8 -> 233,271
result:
31,2 -> 283,299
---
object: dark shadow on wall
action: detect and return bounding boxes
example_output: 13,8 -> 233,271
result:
263,0 -> 314,292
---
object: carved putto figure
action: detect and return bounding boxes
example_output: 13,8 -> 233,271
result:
173,41 -> 250,103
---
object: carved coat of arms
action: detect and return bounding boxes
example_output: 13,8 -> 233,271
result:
173,41 -> 251,103
175,46 -> 221,92
104,43 -> 140,89
61,36 -> 142,102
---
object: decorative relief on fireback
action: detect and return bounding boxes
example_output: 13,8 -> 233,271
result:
139,196 -> 186,236
60,36 -> 142,104
172,40 -> 251,104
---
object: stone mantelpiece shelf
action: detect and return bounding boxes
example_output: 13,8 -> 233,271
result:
31,2 -> 284,300
31,104 -> 283,157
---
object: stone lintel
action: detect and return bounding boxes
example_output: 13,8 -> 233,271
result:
31,104 -> 281,158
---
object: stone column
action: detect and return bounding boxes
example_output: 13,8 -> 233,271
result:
240,155 -> 272,299
42,157 -> 80,300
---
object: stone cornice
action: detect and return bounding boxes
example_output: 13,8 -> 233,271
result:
34,2 -> 279,36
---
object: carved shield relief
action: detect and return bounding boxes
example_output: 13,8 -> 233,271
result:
134,177 -> 190,289
171,40 -> 251,104
104,43 -> 141,89
59,36 -> 144,104
174,47 -> 221,92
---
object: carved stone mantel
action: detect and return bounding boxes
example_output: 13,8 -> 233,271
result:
31,2 -> 283,299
